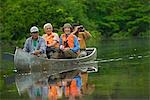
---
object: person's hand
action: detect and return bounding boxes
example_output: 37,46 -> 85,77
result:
33,50 -> 41,55
60,45 -> 64,50
63,47 -> 70,51
47,44 -> 52,47
78,37 -> 81,41
72,26 -> 80,34
75,26 -> 80,32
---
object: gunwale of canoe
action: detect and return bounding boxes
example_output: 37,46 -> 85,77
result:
14,48 -> 97,62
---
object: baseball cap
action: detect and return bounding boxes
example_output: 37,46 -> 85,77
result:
30,26 -> 39,33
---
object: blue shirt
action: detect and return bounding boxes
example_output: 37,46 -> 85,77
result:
23,36 -> 46,54
60,34 -> 80,53
73,75 -> 82,89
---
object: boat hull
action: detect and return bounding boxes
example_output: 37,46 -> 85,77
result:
14,48 -> 97,74
14,48 -> 98,94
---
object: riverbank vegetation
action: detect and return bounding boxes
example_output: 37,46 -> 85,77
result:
1,0 -> 149,46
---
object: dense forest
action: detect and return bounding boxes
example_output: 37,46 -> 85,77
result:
0,0 -> 150,44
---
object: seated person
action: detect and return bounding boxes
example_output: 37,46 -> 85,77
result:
42,23 -> 59,59
59,23 -> 80,59
72,23 -> 91,57
23,26 -> 46,57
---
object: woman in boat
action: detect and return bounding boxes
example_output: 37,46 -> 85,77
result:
59,23 -> 80,58
23,26 -> 46,57
72,23 -> 91,57
42,23 -> 59,59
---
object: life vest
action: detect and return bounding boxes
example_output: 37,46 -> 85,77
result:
61,34 -> 75,48
64,86 -> 70,97
70,79 -> 79,97
43,33 -> 59,48
48,86 -> 58,98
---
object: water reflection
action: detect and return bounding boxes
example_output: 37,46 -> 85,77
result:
27,72 -> 95,100
1,38 -> 149,99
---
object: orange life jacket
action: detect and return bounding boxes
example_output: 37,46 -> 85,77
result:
48,85 -> 58,97
43,33 -> 59,48
61,34 -> 74,48
64,86 -> 70,97
70,79 -> 79,97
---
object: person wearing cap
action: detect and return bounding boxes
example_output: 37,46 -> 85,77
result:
42,23 -> 59,59
23,26 -> 46,56
59,23 -> 80,58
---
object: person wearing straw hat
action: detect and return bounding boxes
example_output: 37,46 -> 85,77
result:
59,23 -> 80,58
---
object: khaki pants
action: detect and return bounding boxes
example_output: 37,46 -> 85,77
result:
46,47 -> 59,59
81,72 -> 88,94
78,50 -> 87,57
53,49 -> 77,59
63,49 -> 77,58
37,54 -> 47,58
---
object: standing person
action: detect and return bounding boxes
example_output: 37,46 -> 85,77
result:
72,23 -> 91,57
72,24 -> 92,94
42,23 -> 59,59
23,26 -> 46,57
59,23 -> 80,58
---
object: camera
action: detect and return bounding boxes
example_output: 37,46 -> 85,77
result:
64,40 -> 69,47
78,25 -> 85,32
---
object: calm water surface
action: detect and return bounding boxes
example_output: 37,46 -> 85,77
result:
86,38 -> 150,100
0,38 -> 149,100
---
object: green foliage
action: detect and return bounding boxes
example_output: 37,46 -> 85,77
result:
0,0 -> 149,43
84,0 -> 149,38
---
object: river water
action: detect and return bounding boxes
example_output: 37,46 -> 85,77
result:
0,37 -> 149,100
86,37 -> 150,100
